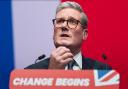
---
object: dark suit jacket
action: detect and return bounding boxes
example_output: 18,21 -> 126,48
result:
25,56 -> 112,70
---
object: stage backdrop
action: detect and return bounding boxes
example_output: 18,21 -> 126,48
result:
0,0 -> 128,89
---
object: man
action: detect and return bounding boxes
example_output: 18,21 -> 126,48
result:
25,1 -> 111,70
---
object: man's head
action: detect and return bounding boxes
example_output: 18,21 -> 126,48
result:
53,1 -> 88,54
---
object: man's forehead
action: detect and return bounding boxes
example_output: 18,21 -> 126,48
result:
56,16 -> 79,20
55,8 -> 81,20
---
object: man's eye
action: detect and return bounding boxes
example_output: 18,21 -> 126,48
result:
68,19 -> 77,24
56,19 -> 65,24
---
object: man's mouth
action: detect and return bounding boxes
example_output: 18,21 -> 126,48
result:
60,34 -> 70,37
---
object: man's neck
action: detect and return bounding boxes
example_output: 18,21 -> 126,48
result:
70,48 -> 81,56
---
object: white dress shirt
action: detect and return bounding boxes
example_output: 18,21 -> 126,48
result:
65,52 -> 82,70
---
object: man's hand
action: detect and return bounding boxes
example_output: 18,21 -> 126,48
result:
48,46 -> 73,69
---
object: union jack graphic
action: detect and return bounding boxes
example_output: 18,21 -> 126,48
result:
94,70 -> 119,86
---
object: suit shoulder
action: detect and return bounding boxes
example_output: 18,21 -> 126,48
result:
83,57 -> 112,70
24,58 -> 50,69
94,59 -> 112,69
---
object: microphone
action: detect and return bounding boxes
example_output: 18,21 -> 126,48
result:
102,53 -> 107,60
102,53 -> 109,70
35,54 -> 46,64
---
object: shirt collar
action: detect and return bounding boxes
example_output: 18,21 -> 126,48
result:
73,51 -> 82,69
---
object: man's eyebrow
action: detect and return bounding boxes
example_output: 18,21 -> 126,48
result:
67,17 -> 79,21
68,16 -> 76,19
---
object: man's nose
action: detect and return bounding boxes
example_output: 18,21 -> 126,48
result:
61,21 -> 69,32
61,26 -> 69,32
62,21 -> 68,27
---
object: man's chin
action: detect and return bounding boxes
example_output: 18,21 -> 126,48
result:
55,42 -> 71,48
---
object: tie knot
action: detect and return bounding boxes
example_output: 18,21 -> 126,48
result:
68,59 -> 75,70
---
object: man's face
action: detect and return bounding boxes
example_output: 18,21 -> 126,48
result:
53,8 -> 87,49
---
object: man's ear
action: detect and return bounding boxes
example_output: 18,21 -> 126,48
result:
82,29 -> 88,40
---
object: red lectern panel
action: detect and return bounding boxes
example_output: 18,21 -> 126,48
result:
10,70 -> 119,89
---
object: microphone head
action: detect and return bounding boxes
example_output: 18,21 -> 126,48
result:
38,54 -> 46,60
102,53 -> 107,60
